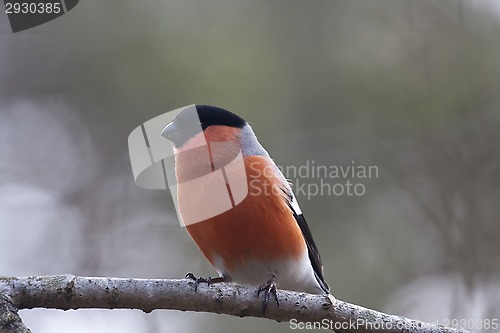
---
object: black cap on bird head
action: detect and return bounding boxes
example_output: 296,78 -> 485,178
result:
161,105 -> 247,148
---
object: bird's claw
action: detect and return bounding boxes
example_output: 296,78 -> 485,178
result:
185,272 -> 224,291
257,273 -> 279,314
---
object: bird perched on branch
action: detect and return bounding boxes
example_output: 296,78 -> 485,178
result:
161,105 -> 330,312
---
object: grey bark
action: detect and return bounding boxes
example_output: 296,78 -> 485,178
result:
0,275 -> 469,333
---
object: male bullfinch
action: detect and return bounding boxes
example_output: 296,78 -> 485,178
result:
161,105 -> 330,310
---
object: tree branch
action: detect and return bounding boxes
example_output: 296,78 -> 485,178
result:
0,275 -> 468,333
0,292 -> 31,333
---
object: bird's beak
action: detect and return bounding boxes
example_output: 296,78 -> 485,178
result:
161,121 -> 176,142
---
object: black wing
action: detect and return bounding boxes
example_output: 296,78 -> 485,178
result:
282,188 -> 330,293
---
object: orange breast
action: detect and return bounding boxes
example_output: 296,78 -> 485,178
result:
182,155 -> 306,271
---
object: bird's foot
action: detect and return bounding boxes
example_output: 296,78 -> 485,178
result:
257,273 -> 279,314
185,272 -> 225,291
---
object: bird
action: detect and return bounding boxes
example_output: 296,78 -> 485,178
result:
161,105 -> 330,311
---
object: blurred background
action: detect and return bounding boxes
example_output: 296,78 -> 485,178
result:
1,0 -> 500,332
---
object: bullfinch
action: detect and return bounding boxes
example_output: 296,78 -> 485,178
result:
161,105 -> 330,310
